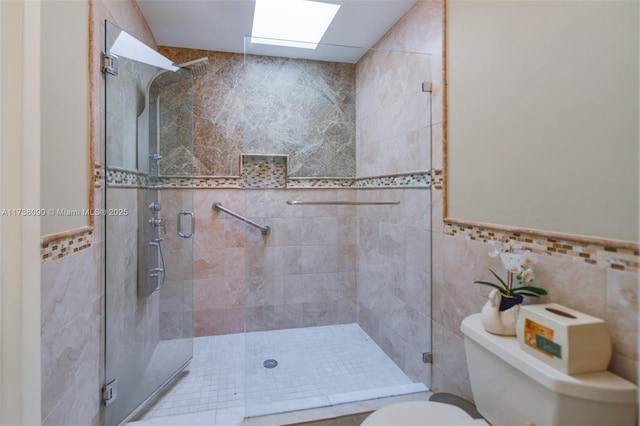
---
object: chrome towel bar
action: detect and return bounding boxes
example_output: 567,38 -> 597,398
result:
212,202 -> 270,235
286,200 -> 400,206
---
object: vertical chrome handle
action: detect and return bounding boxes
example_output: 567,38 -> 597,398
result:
177,211 -> 195,238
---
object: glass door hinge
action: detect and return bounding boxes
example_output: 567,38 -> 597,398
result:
102,52 -> 119,76
102,379 -> 118,405
423,352 -> 433,363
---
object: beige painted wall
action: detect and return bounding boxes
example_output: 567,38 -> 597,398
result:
1,0 -> 42,424
447,0 -> 639,243
40,0 -> 90,236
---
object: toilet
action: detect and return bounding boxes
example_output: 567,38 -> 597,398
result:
363,313 -> 638,426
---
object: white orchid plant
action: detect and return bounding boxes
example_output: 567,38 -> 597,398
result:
474,241 -> 548,299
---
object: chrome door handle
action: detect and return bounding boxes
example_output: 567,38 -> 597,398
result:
177,211 -> 195,238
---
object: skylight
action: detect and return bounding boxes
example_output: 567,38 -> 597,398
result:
251,0 -> 340,49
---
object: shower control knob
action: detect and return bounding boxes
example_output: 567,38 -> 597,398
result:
149,202 -> 162,212
149,217 -> 166,234
149,267 -> 164,278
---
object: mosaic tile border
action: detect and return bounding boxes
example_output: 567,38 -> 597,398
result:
103,170 -> 431,189
94,163 -> 104,188
286,172 -> 432,189
431,169 -> 443,189
286,177 -> 356,188
102,155 -> 432,189
161,176 -> 242,188
444,222 -> 639,273
41,227 -> 93,263
106,167 -> 149,188
356,171 -> 431,188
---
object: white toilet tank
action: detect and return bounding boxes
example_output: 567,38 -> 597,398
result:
461,314 -> 638,426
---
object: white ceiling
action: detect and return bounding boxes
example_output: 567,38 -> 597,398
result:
135,0 -> 416,63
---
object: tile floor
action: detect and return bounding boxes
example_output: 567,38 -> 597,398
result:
131,324 -> 427,423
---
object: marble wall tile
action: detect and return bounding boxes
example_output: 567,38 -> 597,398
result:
405,226 -> 431,273
41,270 -> 100,424
535,255 -> 608,318
192,188 -> 359,335
405,265 -> 431,318
96,0 -> 157,49
609,353 -> 639,385
244,56 -> 356,177
42,292 -> 101,424
375,1 -> 443,56
41,243 -> 102,343
157,75 -> 195,176
267,217 -> 304,247
302,299 -> 357,327
193,248 -> 225,281
353,1 -> 439,386
245,274 -> 277,307
157,48 -> 357,178
431,322 -> 473,401
244,305 -> 279,332
606,268 -> 638,382
194,307 -> 226,336
376,321 -> 409,372
606,268 -> 638,359
298,245 -> 340,274
437,234 -> 500,339
356,51 -> 431,177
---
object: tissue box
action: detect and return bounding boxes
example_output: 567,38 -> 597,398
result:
516,303 -> 612,375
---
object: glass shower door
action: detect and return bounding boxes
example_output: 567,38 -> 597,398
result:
240,40 -> 433,417
103,21 -> 195,426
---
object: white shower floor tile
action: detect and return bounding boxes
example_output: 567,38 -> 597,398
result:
133,324 -> 426,422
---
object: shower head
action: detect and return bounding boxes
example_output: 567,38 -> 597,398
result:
177,57 -> 210,76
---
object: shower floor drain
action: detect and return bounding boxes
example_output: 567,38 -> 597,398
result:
263,359 -> 278,369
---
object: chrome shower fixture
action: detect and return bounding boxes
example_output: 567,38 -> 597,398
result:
177,57 -> 210,76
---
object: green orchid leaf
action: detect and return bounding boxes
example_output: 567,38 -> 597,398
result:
513,286 -> 548,295
474,280 -> 508,294
512,291 -> 542,298
488,269 -> 510,291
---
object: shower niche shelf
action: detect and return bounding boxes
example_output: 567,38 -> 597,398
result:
240,154 -> 288,189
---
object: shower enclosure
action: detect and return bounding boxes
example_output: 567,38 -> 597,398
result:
103,21 -> 196,425
104,20 -> 432,425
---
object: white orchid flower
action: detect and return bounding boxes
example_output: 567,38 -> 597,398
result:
519,251 -> 538,267
488,243 -> 501,258
522,268 -> 534,283
500,253 -> 522,274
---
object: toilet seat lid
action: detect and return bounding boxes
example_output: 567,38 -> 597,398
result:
362,401 -> 483,426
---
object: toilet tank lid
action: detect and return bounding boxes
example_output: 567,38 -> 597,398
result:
461,314 -> 637,404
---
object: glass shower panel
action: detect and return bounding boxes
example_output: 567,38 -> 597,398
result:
104,21 -> 194,426
240,40 -> 433,417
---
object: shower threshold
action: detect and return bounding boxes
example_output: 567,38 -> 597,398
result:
130,324 -> 428,423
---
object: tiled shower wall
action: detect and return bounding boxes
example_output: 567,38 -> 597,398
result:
354,35 -> 433,384
153,46 -> 361,336
156,41 -> 434,387
157,47 -> 356,177
190,188 -> 357,336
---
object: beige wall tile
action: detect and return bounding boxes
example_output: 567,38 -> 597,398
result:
606,268 -> 639,364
